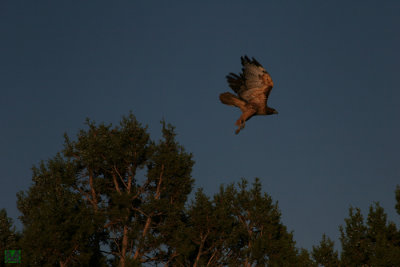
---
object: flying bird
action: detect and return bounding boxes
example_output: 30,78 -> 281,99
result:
219,56 -> 278,134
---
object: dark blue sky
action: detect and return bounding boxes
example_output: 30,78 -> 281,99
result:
1,1 -> 399,250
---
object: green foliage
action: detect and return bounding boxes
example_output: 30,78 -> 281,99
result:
55,113 -> 194,266
223,178 -> 299,266
339,207 -> 369,266
129,120 -> 195,264
297,248 -> 316,267
312,234 -> 339,267
340,203 -> 400,266
17,155 -> 106,266
366,203 -> 400,266
167,178 -> 304,266
7,112 -> 400,266
0,209 -> 20,267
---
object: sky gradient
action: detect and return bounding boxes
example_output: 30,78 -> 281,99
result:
1,1 -> 399,250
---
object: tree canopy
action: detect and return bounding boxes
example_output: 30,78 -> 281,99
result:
1,112 -> 399,266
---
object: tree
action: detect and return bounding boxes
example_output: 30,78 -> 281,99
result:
366,203 -> 400,266
312,234 -> 339,267
181,187 -> 236,267
63,114 -> 153,266
14,112 -> 327,266
17,155 -> 106,267
16,113 -> 195,267
340,203 -> 400,266
165,178 -> 308,266
186,188 -> 224,266
222,178 -> 300,266
62,114 -> 194,266
297,248 -> 316,267
339,207 -> 369,266
129,121 -> 194,265
187,179 -> 304,266
0,209 -> 20,267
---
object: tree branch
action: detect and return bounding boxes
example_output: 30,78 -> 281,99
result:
114,165 -> 128,191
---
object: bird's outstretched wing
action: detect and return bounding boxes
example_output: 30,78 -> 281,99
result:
225,56 -> 274,106
226,72 -> 245,95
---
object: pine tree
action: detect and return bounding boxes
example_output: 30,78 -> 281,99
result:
224,178 -> 299,266
0,209 -> 20,267
164,178 -> 309,266
312,234 -> 339,267
17,155 -> 106,266
62,113 -> 194,266
12,112 -> 335,265
130,121 -> 194,265
185,178 -> 301,266
186,188 -> 222,266
339,207 -> 369,266
366,203 -> 400,266
340,202 -> 400,266
297,248 -> 316,267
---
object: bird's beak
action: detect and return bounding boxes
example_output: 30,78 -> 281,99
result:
273,110 -> 279,114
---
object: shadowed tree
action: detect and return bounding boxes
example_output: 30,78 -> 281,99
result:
63,114 -> 153,266
340,202 -> 400,266
185,188 -> 234,267
223,178 -> 299,266
130,121 -> 194,265
312,234 -> 339,267
366,203 -> 400,266
17,155 -> 106,267
9,112 -> 347,266
164,178 -> 311,266
15,113 -> 194,267
186,189 -> 218,266
63,113 -> 194,266
339,207 -> 369,266
160,185 -> 237,266
0,209 -> 20,267
297,248 -> 316,267
186,179 -> 304,266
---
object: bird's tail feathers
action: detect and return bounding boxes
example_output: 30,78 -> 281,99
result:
219,92 -> 246,111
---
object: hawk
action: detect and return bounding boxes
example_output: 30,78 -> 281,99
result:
220,56 -> 278,134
